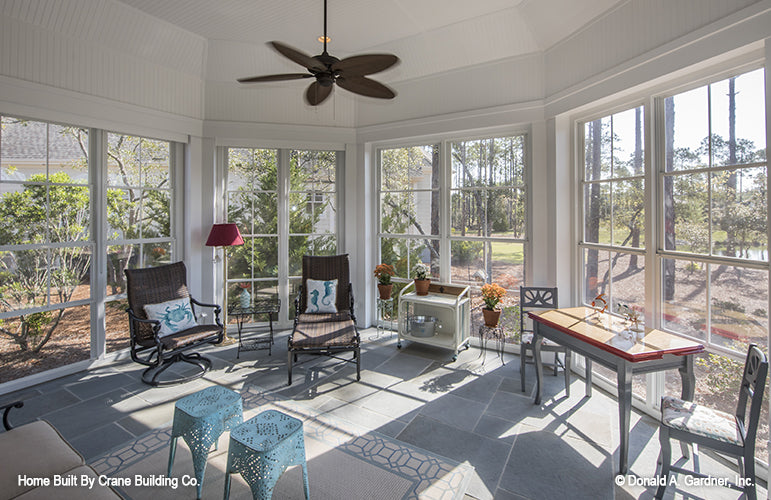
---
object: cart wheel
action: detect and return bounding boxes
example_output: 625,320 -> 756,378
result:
397,342 -> 402,349
464,342 -> 471,351
452,354 -> 458,361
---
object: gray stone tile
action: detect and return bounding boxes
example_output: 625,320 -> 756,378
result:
116,400 -> 176,437
64,369 -> 136,400
0,388 -> 81,427
396,415 -> 511,494
472,414 -> 520,444
448,372 -> 503,404
70,422 -> 136,461
418,393 -> 486,429
317,396 -> 401,433
356,388 -> 424,423
498,426 -> 613,500
375,351 -> 435,380
44,388 -> 150,441
492,488 -> 531,500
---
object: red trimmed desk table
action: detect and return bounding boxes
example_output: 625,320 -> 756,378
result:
529,306 -> 704,474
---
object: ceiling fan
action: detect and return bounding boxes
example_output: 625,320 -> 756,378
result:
237,0 -> 399,106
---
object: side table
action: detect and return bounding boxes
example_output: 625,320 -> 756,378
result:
373,297 -> 394,339
224,409 -> 310,500
479,324 -> 506,365
228,297 -> 280,359
167,386 -> 243,499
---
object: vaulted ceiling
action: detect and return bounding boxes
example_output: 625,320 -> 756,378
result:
116,0 -> 625,85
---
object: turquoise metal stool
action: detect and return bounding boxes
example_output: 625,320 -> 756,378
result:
168,385 -> 243,499
224,409 -> 310,500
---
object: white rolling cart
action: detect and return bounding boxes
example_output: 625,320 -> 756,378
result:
397,281 -> 471,361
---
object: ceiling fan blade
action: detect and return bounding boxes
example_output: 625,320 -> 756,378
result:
237,73 -> 312,83
336,76 -> 396,99
269,41 -> 325,72
332,54 -> 399,75
305,81 -> 333,106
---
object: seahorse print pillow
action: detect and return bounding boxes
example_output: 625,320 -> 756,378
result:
305,279 -> 338,314
144,297 -> 198,337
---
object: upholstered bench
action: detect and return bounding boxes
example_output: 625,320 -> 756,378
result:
0,402 -> 122,499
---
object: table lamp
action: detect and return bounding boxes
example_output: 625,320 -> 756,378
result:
206,223 -> 244,339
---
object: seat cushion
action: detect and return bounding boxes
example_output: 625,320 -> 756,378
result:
296,312 -> 352,324
291,316 -> 357,348
661,395 -> 742,446
160,324 -> 221,350
14,465 -> 122,499
0,420 -> 84,499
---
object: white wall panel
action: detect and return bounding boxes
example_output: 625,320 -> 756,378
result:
544,0 -> 760,98
0,13 -> 204,119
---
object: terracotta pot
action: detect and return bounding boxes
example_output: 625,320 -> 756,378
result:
482,308 -> 501,327
377,284 -> 393,300
414,279 -> 430,295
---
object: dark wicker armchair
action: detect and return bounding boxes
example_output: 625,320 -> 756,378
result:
125,261 -> 224,386
288,254 -> 361,385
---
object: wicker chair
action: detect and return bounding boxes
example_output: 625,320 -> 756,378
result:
288,254 -> 361,385
125,261 -> 224,386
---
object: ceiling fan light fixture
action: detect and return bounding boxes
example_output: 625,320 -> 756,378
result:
317,36 -> 330,43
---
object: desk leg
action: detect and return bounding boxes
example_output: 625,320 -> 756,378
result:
678,355 -> 696,459
533,332 -> 544,405
585,358 -> 593,398
617,363 -> 633,474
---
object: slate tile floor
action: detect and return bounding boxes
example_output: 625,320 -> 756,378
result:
0,328 -> 766,499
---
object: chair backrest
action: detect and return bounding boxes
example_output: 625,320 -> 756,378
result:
520,286 -> 558,338
300,254 -> 351,313
735,343 -> 768,445
125,261 -> 190,345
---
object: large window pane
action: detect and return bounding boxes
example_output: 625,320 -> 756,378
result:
665,87 -> 709,171
711,167 -> 767,258
584,182 -> 610,245
665,173 -> 709,253
613,179 -> 644,248
382,145 -> 438,191
710,265 -> 768,351
661,258 -> 707,341
0,305 -> 91,383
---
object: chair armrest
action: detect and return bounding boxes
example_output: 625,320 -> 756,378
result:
294,293 -> 302,326
126,308 -> 162,343
2,400 -> 24,431
189,297 -> 223,324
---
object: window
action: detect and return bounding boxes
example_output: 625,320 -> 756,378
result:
378,134 -> 528,334
581,106 -> 646,317
0,117 -> 92,381
661,69 -> 767,353
576,66 -> 768,462
379,145 -> 441,282
105,133 -> 174,352
226,147 -> 340,323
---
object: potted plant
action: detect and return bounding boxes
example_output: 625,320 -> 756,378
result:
412,263 -> 431,295
481,283 -> 506,327
374,263 -> 395,299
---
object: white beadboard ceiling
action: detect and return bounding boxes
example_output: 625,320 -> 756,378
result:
113,0 -> 626,84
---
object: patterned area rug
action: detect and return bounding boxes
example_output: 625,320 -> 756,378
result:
90,385 -> 474,499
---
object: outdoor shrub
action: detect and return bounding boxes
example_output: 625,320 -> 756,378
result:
451,240 -> 483,265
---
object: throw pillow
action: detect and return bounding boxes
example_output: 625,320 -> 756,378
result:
305,278 -> 338,314
144,297 -> 198,337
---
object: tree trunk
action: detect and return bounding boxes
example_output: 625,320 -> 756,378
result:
663,97 -> 676,301
629,107 -> 643,270
724,77 -> 738,258
586,120 -> 602,298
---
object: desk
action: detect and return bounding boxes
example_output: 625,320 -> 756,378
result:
228,298 -> 280,358
529,306 -> 704,474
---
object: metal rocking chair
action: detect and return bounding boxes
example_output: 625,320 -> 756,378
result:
125,261 -> 224,386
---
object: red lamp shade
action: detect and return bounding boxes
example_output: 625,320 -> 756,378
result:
205,223 -> 244,247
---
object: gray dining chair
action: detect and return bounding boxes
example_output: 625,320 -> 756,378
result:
655,343 -> 768,500
519,286 -> 571,394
